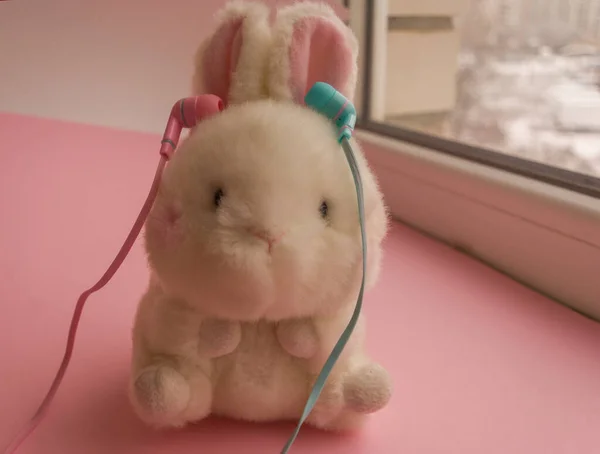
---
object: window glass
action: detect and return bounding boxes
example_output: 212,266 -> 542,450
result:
359,0 -> 600,186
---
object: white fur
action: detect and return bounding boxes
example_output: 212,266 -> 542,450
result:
130,1 -> 391,433
192,1 -> 272,104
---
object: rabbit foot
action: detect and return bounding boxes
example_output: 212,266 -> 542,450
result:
306,378 -> 345,430
131,365 -> 190,428
320,411 -> 368,432
131,365 -> 212,428
308,363 -> 391,432
343,363 -> 392,414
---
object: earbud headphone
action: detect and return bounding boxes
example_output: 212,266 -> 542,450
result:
305,81 -> 357,142
159,95 -> 224,159
3,84 -> 366,454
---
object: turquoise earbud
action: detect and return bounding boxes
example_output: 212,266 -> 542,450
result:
305,82 -> 356,142
282,83 -> 366,454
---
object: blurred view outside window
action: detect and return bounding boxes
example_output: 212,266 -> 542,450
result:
377,0 -> 600,178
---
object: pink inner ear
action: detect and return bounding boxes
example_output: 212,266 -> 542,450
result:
289,18 -> 353,103
202,18 -> 244,105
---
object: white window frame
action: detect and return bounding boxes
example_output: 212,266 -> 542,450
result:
349,0 -> 600,320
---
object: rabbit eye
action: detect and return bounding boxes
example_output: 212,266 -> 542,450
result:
319,200 -> 329,219
213,188 -> 224,208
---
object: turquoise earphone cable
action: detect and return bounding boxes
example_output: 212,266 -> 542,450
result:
281,136 -> 367,453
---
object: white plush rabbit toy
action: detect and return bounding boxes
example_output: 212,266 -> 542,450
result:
129,0 -> 392,435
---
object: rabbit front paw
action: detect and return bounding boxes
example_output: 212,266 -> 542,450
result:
276,318 -> 318,359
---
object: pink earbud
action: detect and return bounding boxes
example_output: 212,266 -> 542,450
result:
160,95 -> 224,159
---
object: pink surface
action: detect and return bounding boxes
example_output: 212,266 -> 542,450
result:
1,112 -> 600,454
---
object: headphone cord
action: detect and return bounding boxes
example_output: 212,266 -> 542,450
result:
2,157 -> 168,454
281,137 -> 366,453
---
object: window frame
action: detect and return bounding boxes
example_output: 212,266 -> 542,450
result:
349,0 -> 600,321
355,0 -> 600,199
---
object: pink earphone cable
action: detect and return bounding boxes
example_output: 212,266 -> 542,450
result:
2,157 -> 168,454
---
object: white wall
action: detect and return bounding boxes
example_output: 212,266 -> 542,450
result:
0,0 -> 346,134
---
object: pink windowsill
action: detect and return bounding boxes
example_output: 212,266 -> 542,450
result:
1,112 -> 599,454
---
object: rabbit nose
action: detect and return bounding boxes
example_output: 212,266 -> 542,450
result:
247,227 -> 285,252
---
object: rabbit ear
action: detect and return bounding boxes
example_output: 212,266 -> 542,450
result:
268,2 -> 358,104
192,1 -> 271,106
